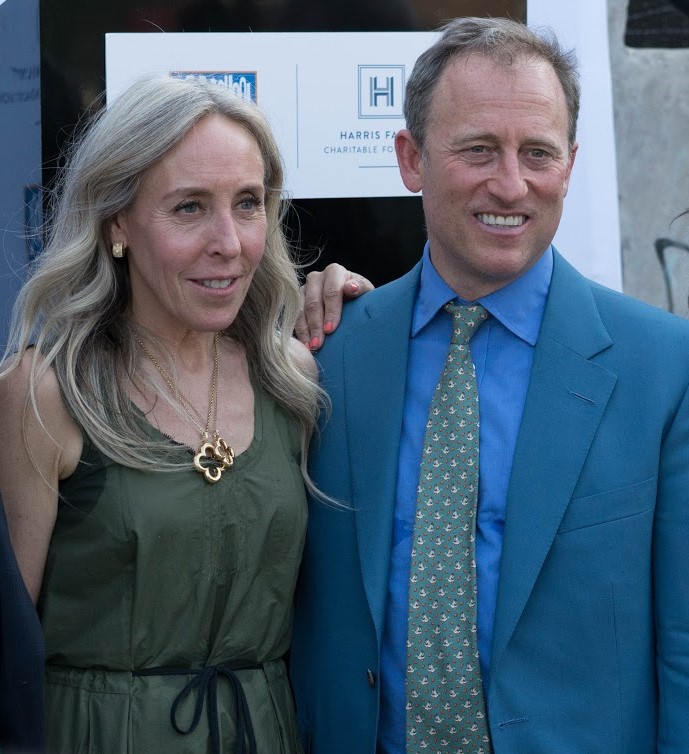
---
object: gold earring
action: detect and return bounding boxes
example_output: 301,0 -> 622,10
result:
112,242 -> 124,258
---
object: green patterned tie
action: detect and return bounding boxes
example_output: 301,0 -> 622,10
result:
406,302 -> 492,754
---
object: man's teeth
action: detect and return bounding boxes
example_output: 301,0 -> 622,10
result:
477,213 -> 526,227
202,279 -> 233,289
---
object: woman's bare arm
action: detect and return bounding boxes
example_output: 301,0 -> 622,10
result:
0,356 -> 82,602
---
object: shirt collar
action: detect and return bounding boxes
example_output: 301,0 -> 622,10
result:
412,242 -> 553,346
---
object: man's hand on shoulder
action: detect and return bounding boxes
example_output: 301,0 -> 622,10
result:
296,264 -> 374,351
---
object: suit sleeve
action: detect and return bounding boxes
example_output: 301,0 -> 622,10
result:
655,379 -> 689,752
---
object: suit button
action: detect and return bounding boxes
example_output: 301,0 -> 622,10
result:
367,669 -> 376,688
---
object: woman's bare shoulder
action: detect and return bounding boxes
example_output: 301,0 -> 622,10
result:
288,336 -> 318,382
0,349 -> 82,478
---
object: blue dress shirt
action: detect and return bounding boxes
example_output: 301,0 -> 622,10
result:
377,244 -> 553,754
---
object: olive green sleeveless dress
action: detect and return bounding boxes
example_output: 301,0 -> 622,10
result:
40,384 -> 306,754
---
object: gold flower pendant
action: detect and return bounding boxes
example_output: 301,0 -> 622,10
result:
193,437 -> 235,483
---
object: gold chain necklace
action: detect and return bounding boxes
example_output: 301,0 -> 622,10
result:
135,333 -> 235,483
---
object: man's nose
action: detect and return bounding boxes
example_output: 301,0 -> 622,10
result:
486,153 -> 529,204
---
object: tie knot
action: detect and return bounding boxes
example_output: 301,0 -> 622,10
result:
444,302 -> 489,345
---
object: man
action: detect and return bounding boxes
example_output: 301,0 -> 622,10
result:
290,17 -> 689,754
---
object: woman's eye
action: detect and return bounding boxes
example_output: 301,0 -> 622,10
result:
238,196 -> 262,210
176,200 -> 200,214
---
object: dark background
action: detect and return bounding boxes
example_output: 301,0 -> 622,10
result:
625,0 -> 689,47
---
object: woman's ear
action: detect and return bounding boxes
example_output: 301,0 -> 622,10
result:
108,213 -> 128,249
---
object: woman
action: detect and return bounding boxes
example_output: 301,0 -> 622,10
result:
0,75 -> 321,754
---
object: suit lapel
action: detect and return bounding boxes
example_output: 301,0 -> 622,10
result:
490,253 -> 618,676
344,265 -> 421,642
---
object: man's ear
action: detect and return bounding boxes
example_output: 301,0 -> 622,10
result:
395,129 -> 424,194
562,142 -> 578,198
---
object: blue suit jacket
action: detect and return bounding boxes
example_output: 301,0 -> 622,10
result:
0,493 -> 45,752
291,251 -> 689,754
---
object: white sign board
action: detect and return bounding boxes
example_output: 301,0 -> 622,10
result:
106,32 -> 436,200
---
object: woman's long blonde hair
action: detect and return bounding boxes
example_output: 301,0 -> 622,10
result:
3,75 -> 324,482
